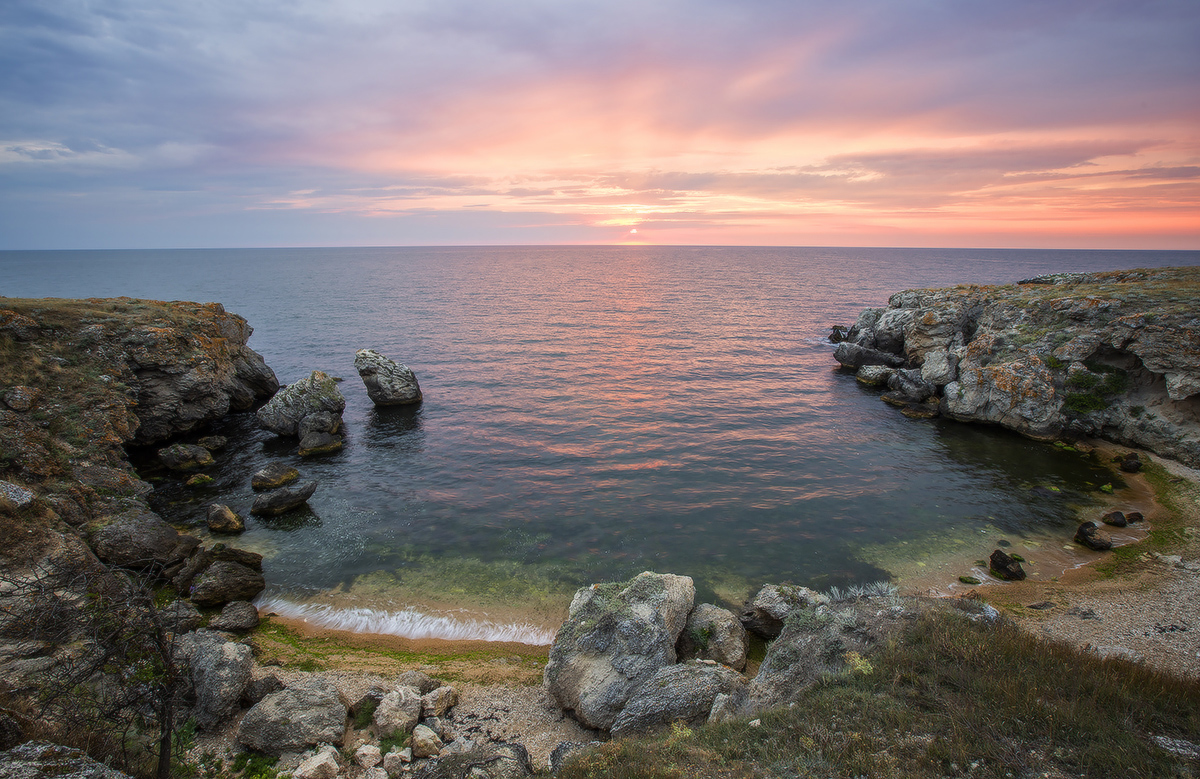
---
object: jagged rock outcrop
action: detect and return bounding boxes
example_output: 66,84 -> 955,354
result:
354,349 -> 423,406
835,267 -> 1200,467
256,370 -> 346,455
544,571 -> 695,731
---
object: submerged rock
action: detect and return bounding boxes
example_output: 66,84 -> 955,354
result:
251,480 -> 318,516
355,349 -> 423,406
159,443 -> 215,471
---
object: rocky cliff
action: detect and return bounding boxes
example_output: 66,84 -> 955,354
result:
834,266 -> 1200,468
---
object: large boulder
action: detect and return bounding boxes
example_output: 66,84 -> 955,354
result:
157,443 -> 214,471
251,480 -> 318,517
208,600 -> 260,631
372,687 -> 423,738
544,572 -> 695,731
676,604 -> 748,671
256,370 -> 345,438
251,463 -> 300,491
746,600 -> 912,713
205,504 -> 244,534
236,676 -> 348,755
187,561 -> 265,606
610,662 -> 747,737
738,584 -> 829,640
178,630 -> 253,731
0,741 -> 133,778
354,349 -> 423,406
91,509 -> 200,572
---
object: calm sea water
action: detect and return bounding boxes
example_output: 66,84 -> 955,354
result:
3,246 -> 1198,641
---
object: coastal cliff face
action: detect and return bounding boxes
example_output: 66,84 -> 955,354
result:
835,267 -> 1200,468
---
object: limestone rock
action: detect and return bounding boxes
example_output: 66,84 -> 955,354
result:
206,504 -> 244,533
178,630 -> 253,731
372,687 -> 422,738
410,724 -> 444,758
397,670 -> 440,694
188,561 -> 265,606
421,685 -> 458,718
251,480 -> 318,516
355,744 -> 383,768
158,443 -> 214,471
610,662 -> 748,737
739,584 -> 829,640
920,349 -> 959,386
160,599 -> 203,634
294,745 -> 342,779
256,370 -> 345,437
544,571 -> 695,731
355,349 -> 423,406
0,741 -> 133,778
209,600 -> 260,631
91,508 -> 200,572
243,671 -> 285,706
676,603 -> 748,671
411,743 -> 533,779
237,676 -> 348,755
252,463 -> 300,491
833,342 -> 905,370
854,365 -> 894,387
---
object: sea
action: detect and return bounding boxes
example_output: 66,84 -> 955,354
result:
3,246 -> 1198,644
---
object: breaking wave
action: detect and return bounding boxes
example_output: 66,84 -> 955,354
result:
254,595 -> 556,645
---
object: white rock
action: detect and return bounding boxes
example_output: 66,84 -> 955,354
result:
292,745 -> 340,779
410,724 -> 444,758
354,743 -> 382,768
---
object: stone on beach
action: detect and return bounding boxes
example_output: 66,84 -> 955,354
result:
354,349 -> 423,406
1075,521 -> 1113,551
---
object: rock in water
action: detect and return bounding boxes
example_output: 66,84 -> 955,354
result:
251,480 -> 318,516
256,370 -> 346,437
251,462 -> 300,490
158,443 -> 214,471
1101,511 -> 1128,527
206,503 -> 244,533
989,549 -> 1026,581
354,349 -> 423,406
544,571 -> 695,731
1075,521 -> 1113,551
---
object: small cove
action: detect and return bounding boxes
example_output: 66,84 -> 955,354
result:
5,245 -> 1198,644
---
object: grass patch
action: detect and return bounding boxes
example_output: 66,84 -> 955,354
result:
558,609 -> 1200,779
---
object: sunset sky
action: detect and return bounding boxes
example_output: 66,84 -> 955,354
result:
1,0 -> 1198,250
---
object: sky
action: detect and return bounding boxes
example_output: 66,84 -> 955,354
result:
1,0 -> 1198,250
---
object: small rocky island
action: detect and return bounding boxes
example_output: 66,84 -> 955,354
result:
832,267 -> 1200,468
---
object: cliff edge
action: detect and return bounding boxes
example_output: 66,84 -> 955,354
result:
834,266 -> 1200,468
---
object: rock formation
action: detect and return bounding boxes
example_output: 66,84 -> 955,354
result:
256,370 -> 346,455
354,348 -> 423,406
833,267 -> 1200,467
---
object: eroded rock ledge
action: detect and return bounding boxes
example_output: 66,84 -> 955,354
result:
834,267 -> 1200,468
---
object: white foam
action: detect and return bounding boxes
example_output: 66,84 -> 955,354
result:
254,595 -> 556,645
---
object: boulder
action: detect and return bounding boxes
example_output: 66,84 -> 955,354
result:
920,349 -> 959,386
256,370 -> 345,437
355,744 -> 383,768
0,480 -> 35,510
197,435 -> 227,451
1125,511 -> 1144,523
383,749 -> 410,777
243,671 -> 285,706
372,687 -> 422,738
544,572 -> 694,731
676,604 -> 748,671
989,550 -> 1026,581
0,741 -> 132,779
297,412 -> 344,457
421,685 -> 458,718
887,369 -> 936,403
1100,511 -> 1128,527
411,743 -> 533,779
251,462 -> 300,491
410,724 -> 444,758
188,561 -> 265,606
833,342 -> 905,370
251,480 -> 318,516
746,601 -> 911,712
158,443 -> 214,471
355,349 -> 423,406
206,504 -> 244,534
209,600 -> 260,631
178,630 -> 253,731
92,509 -> 200,572
738,584 -> 829,640
294,745 -> 342,779
1075,521 -> 1113,551
610,662 -> 748,737
298,431 -> 343,457
160,599 -> 203,634
237,676 -> 347,755
2,385 -> 41,412
854,365 -> 894,387
397,670 -> 440,695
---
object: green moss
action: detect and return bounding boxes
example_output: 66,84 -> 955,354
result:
959,576 -> 981,585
